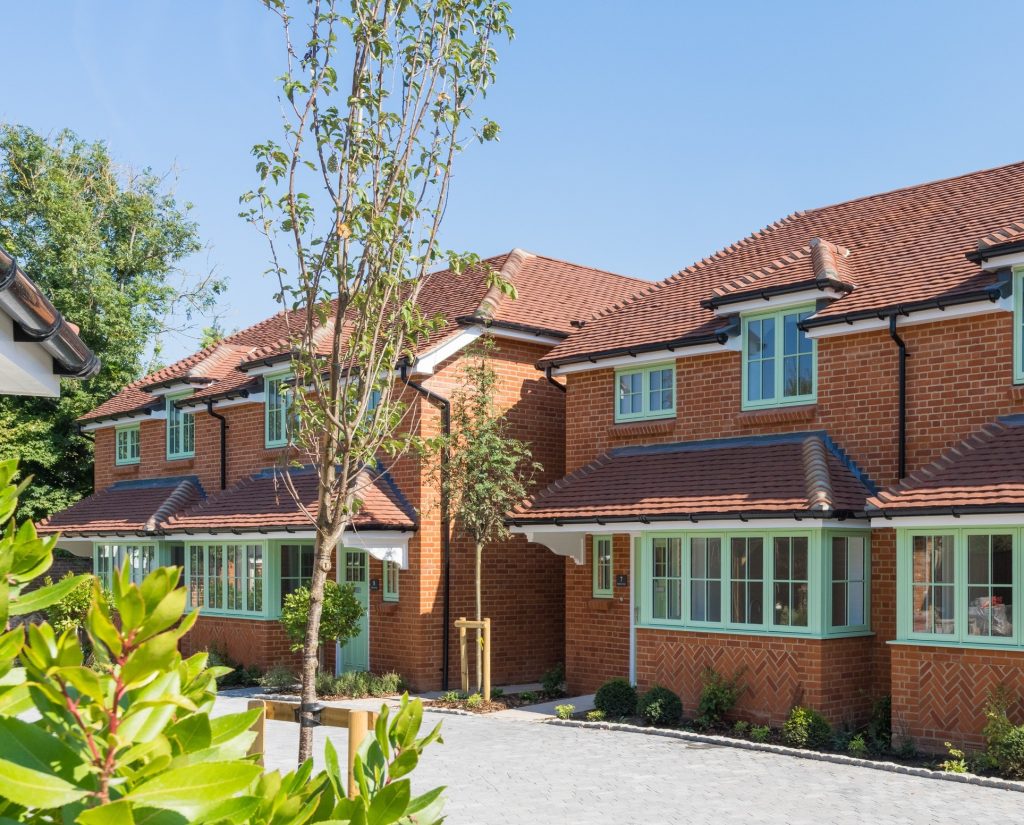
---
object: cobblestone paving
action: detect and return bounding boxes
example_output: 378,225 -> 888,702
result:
216,695 -> 1023,824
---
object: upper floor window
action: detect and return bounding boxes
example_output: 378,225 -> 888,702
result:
115,424 -> 140,465
592,535 -> 613,598
1014,267 -> 1024,383
614,363 -> 675,423
741,306 -> 816,409
166,394 -> 195,460
265,373 -> 292,448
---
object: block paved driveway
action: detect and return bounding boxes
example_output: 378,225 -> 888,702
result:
216,694 -> 1022,824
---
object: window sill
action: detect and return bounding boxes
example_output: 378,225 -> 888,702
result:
637,623 -> 874,641
735,404 -> 817,426
607,418 -> 676,440
590,596 -> 614,610
888,638 -> 1024,653
1008,384 -> 1024,401
166,455 -> 196,463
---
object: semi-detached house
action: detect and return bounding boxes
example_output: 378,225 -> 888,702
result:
38,250 -> 644,691
512,161 -> 1024,751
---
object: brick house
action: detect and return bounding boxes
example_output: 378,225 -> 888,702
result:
512,161 -> 1024,751
38,250 -> 643,691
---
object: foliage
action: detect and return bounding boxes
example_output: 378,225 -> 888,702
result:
782,706 -> 832,750
983,684 -> 1015,753
993,727 -> 1024,779
205,642 -> 262,688
0,125 -> 220,522
732,720 -> 749,736
466,693 -> 484,709
636,685 -> 683,728
243,0 -> 513,762
750,725 -> 771,743
555,704 -> 575,720
279,579 -> 364,655
518,691 -> 537,704
594,677 -> 638,719
895,738 -> 918,760
940,742 -> 968,773
586,709 -> 606,722
259,665 -> 299,692
865,694 -> 892,754
695,666 -> 745,730
317,670 -> 406,699
439,690 -> 463,703
42,571 -> 96,634
490,687 -> 504,699
847,734 -> 868,757
0,458 -> 447,822
540,662 -> 565,697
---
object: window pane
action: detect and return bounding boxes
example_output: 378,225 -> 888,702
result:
188,546 -> 205,609
652,538 -> 682,621
689,537 -> 721,623
832,581 -> 847,627
967,534 -> 1014,639
730,537 -> 763,625
847,582 -> 865,625
912,535 -> 956,635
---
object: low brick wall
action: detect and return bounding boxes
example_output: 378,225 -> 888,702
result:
180,614 -> 336,675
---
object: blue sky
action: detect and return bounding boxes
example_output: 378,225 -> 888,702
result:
5,1 -> 1024,361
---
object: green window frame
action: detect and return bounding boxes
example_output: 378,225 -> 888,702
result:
741,305 -> 816,410
93,542 -> 161,588
592,535 -> 613,598
614,362 -> 675,423
1014,267 -> 1024,384
638,528 -> 867,638
280,543 -> 315,606
265,372 -> 292,448
115,424 -> 140,465
828,533 -> 870,633
184,541 -> 268,617
383,560 -> 400,602
166,393 -> 195,460
897,527 -> 1017,647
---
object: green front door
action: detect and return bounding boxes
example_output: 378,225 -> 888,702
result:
338,549 -> 369,672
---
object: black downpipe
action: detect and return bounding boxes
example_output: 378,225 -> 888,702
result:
400,365 -> 452,690
888,315 -> 908,480
545,365 -> 566,393
205,400 -> 228,490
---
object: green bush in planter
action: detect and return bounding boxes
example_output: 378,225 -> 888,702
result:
994,725 -> 1024,779
637,685 -> 683,727
782,706 -> 832,750
594,677 -> 637,718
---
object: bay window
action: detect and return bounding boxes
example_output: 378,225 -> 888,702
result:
689,537 -> 722,623
614,363 -> 675,422
185,542 -> 266,616
741,305 -> 816,409
730,537 -> 764,625
93,543 -> 157,588
651,537 -> 683,621
772,536 -> 809,628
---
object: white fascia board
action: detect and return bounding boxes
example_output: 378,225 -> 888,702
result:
411,326 -> 483,375
0,314 -> 60,397
342,530 -> 410,568
713,288 -> 845,317
981,251 -> 1024,270
80,411 -> 154,433
871,513 -> 1024,528
513,518 -> 869,539
243,362 -> 291,378
552,338 -> 740,376
804,296 -> 1012,340
147,383 -> 201,398
485,327 -> 564,347
178,393 -> 264,414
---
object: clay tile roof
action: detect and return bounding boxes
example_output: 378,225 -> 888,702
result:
82,251 -> 644,424
512,432 -> 874,524
544,161 -> 1024,366
162,465 -> 416,533
37,477 -> 205,536
868,416 -> 1024,515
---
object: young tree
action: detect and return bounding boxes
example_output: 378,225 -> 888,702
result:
242,0 -> 513,761
280,579 -> 364,663
443,340 -> 540,694
0,126 -> 224,521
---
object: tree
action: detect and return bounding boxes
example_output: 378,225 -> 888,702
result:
0,125 -> 224,521
442,340 -> 539,694
242,0 -> 513,762
280,579 -> 364,662
0,458 -> 446,823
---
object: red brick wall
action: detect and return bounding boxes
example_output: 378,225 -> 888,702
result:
180,614 -> 336,675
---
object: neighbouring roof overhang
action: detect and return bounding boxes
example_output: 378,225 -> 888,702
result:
700,278 -> 853,311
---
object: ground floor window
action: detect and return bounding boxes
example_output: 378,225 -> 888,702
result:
592,535 -> 613,598
94,543 -> 158,588
185,542 -> 266,616
899,528 -> 1017,646
638,528 -> 870,638
280,543 -> 315,606
383,559 -> 400,602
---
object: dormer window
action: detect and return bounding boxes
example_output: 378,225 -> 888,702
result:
265,373 -> 291,448
166,393 -> 195,460
741,305 -> 816,409
115,424 -> 140,465
614,363 -> 675,423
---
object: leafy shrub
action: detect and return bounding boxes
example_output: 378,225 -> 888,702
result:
983,685 -> 1015,752
260,665 -> 298,691
541,662 -> 566,696
940,742 -> 968,773
594,677 -> 638,718
555,703 -> 575,720
466,692 -> 484,709
369,671 -> 405,696
439,690 -> 463,703
490,687 -> 504,699
750,725 -> 771,743
315,670 -> 339,696
732,720 -> 749,736
207,642 -> 262,688
42,571 -> 95,634
280,579 -> 364,656
586,709 -> 606,722
519,691 -> 538,704
317,670 -> 406,698
782,706 -> 832,750
896,738 -> 918,760
847,734 -> 868,757
695,666 -> 745,729
865,695 -> 892,754
637,685 -> 683,727
993,725 -> 1024,779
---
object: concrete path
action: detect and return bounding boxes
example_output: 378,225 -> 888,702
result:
215,693 -> 1024,824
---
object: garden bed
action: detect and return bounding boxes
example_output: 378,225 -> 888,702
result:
425,688 -> 564,714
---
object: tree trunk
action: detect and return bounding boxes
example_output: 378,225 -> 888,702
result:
475,540 -> 482,694
297,528 -> 332,763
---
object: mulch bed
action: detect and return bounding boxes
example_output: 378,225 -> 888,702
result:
426,691 -> 564,714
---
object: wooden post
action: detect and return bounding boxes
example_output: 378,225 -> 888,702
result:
247,699 -> 266,767
482,617 -> 491,702
347,710 -> 369,799
458,616 -> 469,694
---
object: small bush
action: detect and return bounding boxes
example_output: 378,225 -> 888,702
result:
555,703 -> 575,720
519,691 -> 537,704
637,685 -> 683,727
586,709 -> 606,722
994,725 -> 1024,779
750,725 -> 771,743
865,695 -> 892,754
695,667 -> 745,730
315,670 -> 338,696
466,692 -> 484,709
259,665 -> 297,691
940,742 -> 967,774
541,662 -> 565,696
439,690 -> 463,703
594,677 -> 637,719
896,738 -> 917,760
983,685 -> 1015,752
732,720 -> 749,736
207,643 -> 262,688
847,734 -> 868,757
368,671 -> 405,696
782,706 -> 831,750
490,687 -> 504,699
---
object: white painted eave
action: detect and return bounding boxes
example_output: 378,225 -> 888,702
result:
0,314 -> 60,397
804,296 -> 1011,340
870,513 -> 1024,528
711,287 -> 846,317
981,250 -> 1024,271
551,337 -> 740,376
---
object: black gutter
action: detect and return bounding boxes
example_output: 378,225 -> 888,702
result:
545,366 -> 566,393
0,246 -> 100,379
206,400 -> 229,491
871,503 -> 1024,519
399,363 -> 453,690
700,277 -> 853,310
888,316 -> 908,480
509,508 -> 866,527
541,330 -> 731,369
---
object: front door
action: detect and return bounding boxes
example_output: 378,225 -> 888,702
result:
338,548 -> 369,672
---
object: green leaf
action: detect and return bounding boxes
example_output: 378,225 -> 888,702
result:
366,779 -> 409,825
166,712 -> 212,753
120,632 -> 178,689
0,756 -> 88,808
125,762 -> 261,818
9,574 -> 89,615
0,716 -> 84,783
77,799 -> 136,825
209,709 -> 261,745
